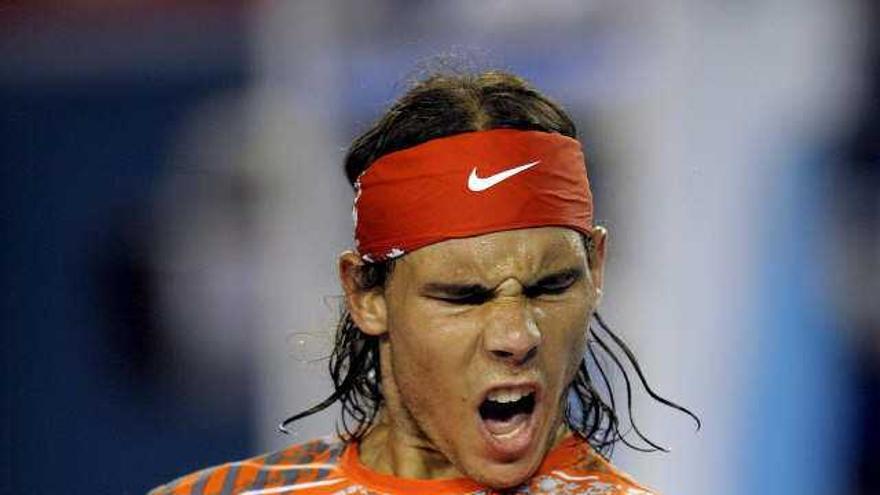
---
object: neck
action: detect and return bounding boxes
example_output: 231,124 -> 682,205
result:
358,411 -> 463,480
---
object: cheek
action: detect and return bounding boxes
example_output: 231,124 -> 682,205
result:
387,306 -> 474,405
533,297 -> 590,374
534,295 -> 589,335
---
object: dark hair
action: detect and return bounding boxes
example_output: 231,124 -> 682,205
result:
281,70 -> 699,457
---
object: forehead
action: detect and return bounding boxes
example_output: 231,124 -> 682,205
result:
397,227 -> 587,281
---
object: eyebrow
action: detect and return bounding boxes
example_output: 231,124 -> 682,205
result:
420,267 -> 585,297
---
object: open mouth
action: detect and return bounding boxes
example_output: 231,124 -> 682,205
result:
479,389 -> 537,436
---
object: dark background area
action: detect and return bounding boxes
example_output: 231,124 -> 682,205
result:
2,4 -> 253,493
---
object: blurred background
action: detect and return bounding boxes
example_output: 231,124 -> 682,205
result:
3,1 -> 878,493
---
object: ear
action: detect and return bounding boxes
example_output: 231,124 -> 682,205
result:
587,226 -> 608,302
338,250 -> 388,336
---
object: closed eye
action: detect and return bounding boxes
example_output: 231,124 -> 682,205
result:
523,268 -> 583,298
432,292 -> 493,305
423,282 -> 494,306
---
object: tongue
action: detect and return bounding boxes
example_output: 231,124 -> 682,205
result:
483,412 -> 530,436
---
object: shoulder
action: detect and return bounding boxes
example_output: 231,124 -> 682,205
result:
147,437 -> 348,495
528,436 -> 659,494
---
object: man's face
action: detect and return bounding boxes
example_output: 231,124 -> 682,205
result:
378,226 -> 605,487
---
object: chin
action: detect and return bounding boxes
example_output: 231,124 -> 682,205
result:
456,424 -> 553,490
461,456 -> 542,489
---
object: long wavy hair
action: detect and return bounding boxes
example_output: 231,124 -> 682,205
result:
281,70 -> 700,458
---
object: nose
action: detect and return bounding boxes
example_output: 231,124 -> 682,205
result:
483,297 -> 542,366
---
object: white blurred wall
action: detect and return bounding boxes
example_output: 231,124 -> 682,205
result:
601,2 -> 864,494
246,1 -> 353,449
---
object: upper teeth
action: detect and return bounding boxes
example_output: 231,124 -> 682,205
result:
487,388 -> 531,403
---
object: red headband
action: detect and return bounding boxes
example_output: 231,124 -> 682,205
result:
353,129 -> 593,262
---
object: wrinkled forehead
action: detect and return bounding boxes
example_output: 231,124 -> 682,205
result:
397,227 -> 587,282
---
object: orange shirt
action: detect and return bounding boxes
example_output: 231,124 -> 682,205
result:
149,435 -> 655,495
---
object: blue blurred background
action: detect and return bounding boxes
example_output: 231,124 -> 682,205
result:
3,1 -> 878,494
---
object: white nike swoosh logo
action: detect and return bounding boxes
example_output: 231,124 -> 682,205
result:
467,160 -> 540,192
